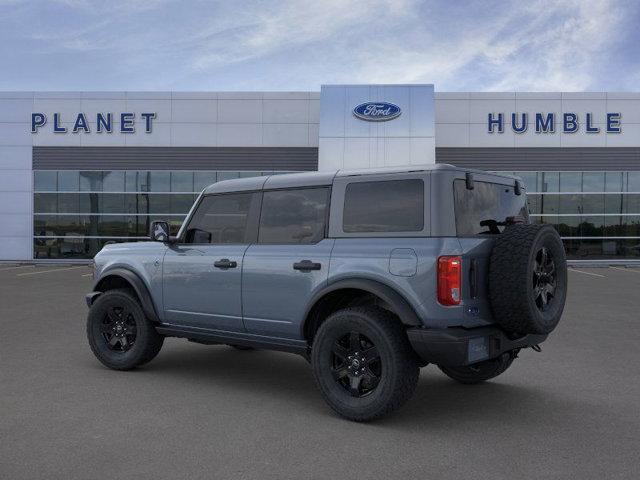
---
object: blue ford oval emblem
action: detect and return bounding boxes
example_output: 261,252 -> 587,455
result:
353,102 -> 402,122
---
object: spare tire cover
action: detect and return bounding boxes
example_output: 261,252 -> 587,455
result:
488,224 -> 567,335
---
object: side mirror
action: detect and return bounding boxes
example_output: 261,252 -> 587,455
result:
150,221 -> 170,242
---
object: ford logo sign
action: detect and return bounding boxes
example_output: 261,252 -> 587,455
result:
353,102 -> 401,122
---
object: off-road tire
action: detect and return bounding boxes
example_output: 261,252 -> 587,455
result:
311,306 -> 419,422
87,289 -> 164,370
489,224 -> 567,334
438,352 -> 516,385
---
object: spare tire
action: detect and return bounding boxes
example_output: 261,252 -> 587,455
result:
488,224 -> 567,335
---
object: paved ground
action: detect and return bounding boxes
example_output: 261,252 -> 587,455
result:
1,264 -> 639,480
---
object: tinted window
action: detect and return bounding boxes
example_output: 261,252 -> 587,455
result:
185,193 -> 254,244
582,172 -> 605,192
540,172 -> 559,192
58,171 -> 79,192
194,171 -> 218,191
34,171 -> 57,191
80,171 -> 103,192
148,171 -> 170,192
102,171 -> 125,192
343,179 -> 424,233
258,188 -> 329,244
171,172 -> 194,192
454,180 -> 529,235
605,172 -> 623,192
559,172 -> 581,192
628,172 -> 640,192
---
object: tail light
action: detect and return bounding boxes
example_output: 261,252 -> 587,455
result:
437,256 -> 461,306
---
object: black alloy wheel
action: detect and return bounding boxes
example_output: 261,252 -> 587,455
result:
311,306 -> 419,421
331,331 -> 382,398
101,305 -> 137,352
87,289 -> 164,370
533,246 -> 556,312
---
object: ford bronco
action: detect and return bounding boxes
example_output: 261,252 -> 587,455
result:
86,165 -> 567,421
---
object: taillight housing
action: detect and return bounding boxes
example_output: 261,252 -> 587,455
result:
437,256 -> 461,306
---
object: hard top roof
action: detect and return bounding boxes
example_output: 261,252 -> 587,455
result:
202,164 -> 519,194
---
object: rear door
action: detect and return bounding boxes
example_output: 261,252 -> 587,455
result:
453,178 -> 529,324
162,192 -> 260,332
242,187 -> 333,339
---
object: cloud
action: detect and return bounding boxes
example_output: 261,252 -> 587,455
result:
189,0 -> 415,70
285,0 -> 631,91
480,0 -> 626,91
0,0 -> 636,91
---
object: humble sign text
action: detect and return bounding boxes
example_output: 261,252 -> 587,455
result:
488,112 -> 621,134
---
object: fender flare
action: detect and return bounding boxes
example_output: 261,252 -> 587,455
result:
91,267 -> 160,323
303,278 -> 422,331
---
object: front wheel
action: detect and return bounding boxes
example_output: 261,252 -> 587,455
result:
87,289 -> 164,370
311,306 -> 419,421
438,352 -> 516,385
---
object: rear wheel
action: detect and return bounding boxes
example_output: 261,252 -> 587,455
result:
87,289 -> 164,370
438,352 -> 516,385
311,306 -> 419,421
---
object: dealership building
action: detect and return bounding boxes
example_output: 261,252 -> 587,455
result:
1,84 -> 640,262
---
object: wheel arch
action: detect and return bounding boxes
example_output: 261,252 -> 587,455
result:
302,278 -> 421,342
91,268 -> 160,323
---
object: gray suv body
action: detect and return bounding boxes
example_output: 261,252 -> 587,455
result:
86,164 -> 567,421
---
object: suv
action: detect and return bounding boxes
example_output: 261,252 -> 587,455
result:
86,165 -> 567,421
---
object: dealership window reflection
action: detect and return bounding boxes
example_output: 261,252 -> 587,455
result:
33,169 -> 640,260
33,170 -> 294,259
496,171 -> 640,260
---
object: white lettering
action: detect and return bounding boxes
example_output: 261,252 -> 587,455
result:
363,105 -> 392,116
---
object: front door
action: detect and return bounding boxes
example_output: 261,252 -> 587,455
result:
162,191 -> 260,332
242,187 -> 333,339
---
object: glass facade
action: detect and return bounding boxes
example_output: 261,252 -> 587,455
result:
496,171 -> 640,260
33,170 -> 297,259
33,169 -> 640,260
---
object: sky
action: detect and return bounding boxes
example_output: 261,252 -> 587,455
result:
0,0 -> 638,92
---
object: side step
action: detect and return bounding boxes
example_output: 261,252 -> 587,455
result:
156,324 -> 310,358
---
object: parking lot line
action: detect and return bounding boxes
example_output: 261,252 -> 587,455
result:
81,273 -> 93,277
609,266 -> 640,274
568,268 -> 606,278
17,266 -> 87,277
0,265 -> 35,272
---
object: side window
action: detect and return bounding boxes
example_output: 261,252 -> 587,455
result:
258,188 -> 329,244
343,179 -> 424,233
184,193 -> 255,244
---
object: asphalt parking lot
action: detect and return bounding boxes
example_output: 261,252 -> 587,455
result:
1,264 -> 639,479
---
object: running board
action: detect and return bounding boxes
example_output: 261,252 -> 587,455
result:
156,324 -> 309,358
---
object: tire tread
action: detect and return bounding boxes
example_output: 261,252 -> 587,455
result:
312,306 -> 419,421
87,288 -> 163,370
489,224 -> 566,334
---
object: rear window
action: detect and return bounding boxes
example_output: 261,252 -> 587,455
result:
454,179 -> 528,235
343,179 -> 424,233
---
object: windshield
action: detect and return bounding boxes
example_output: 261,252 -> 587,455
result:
453,179 -> 529,235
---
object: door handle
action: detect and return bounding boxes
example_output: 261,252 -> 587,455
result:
293,260 -> 321,271
214,258 -> 237,269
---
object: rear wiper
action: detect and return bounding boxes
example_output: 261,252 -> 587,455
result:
479,216 -> 526,234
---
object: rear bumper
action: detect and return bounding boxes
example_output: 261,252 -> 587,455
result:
406,325 -> 547,367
